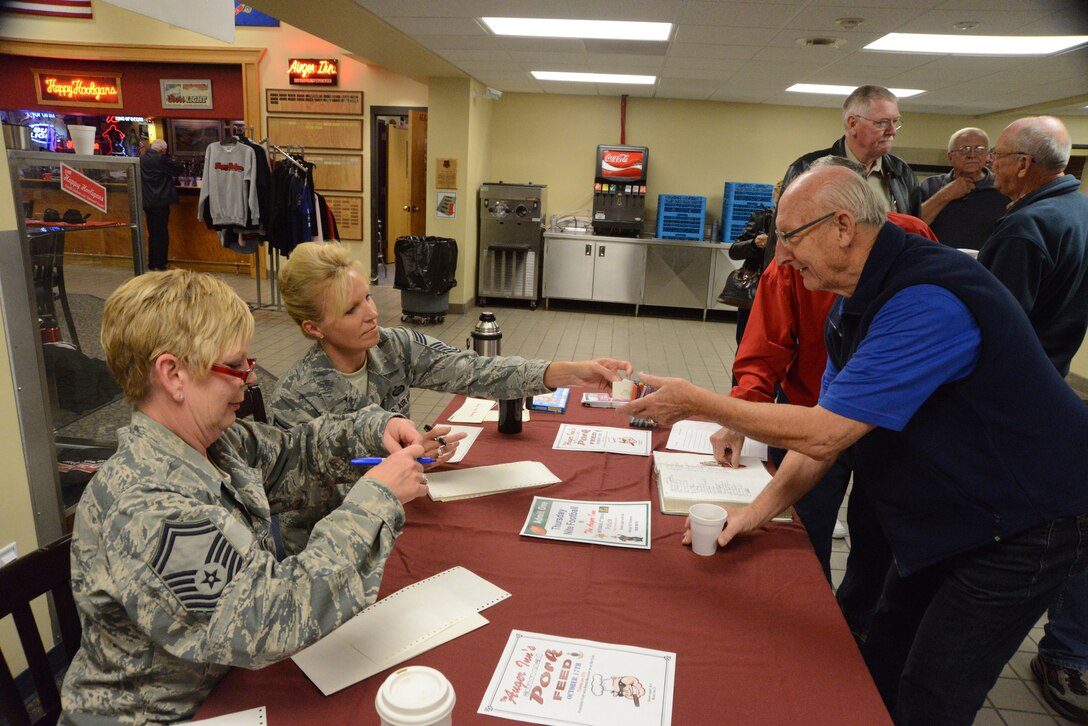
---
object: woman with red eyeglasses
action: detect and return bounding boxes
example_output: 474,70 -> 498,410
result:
59,269 -> 428,724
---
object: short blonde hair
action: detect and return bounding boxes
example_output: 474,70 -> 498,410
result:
278,242 -> 366,338
101,270 -> 253,403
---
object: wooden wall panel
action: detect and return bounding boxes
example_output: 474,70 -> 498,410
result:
267,117 -> 363,150
324,195 -> 363,240
307,153 -> 363,192
266,88 -> 363,115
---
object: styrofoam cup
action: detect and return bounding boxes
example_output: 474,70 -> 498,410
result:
69,125 -> 96,155
689,503 -> 728,556
376,666 -> 455,725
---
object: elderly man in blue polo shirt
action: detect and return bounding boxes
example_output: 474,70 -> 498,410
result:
620,164 -> 1088,726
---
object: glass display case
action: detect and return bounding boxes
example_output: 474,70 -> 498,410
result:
4,151 -> 145,534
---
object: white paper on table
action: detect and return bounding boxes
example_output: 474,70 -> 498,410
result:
552,424 -> 652,456
448,397 -> 497,423
426,461 -> 561,501
292,566 -> 509,695
665,419 -> 769,460
437,425 -> 483,463
182,706 -> 266,725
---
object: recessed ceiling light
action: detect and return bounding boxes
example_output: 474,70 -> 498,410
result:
836,17 -> 864,31
786,83 -> 925,98
865,32 -> 1088,55
483,17 -> 671,41
952,21 -> 979,31
531,71 -> 656,85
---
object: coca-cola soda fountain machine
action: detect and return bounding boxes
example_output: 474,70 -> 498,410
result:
591,144 -> 649,237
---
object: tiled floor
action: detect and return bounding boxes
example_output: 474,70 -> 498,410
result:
60,261 -> 1076,725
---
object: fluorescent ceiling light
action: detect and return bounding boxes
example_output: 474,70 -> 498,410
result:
483,17 -> 671,41
532,71 -> 656,85
787,83 -> 925,98
865,32 -> 1088,55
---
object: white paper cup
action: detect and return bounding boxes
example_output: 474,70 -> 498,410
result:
375,666 -> 456,726
689,503 -> 728,556
69,125 -> 96,155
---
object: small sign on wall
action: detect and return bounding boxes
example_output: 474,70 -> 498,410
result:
160,79 -> 213,109
436,158 -> 458,189
436,191 -> 457,219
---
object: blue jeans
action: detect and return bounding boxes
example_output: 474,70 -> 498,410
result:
862,514 -> 1088,726
1039,566 -> 1088,671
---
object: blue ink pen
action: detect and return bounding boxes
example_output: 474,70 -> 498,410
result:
351,457 -> 436,466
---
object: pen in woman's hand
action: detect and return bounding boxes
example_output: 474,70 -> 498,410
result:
351,457 -> 436,466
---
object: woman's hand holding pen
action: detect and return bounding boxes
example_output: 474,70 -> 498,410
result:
366,445 -> 429,504
421,424 -> 467,467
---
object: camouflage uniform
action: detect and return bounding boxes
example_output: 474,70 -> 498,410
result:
59,409 -> 403,725
269,327 -> 551,553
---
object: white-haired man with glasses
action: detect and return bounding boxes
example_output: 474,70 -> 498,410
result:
918,127 -> 1010,250
781,85 -> 919,216
980,115 -> 1088,724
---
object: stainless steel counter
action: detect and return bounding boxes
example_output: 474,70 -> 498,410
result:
542,231 -> 742,318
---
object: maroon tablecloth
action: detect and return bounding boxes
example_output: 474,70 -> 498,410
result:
197,392 -> 890,724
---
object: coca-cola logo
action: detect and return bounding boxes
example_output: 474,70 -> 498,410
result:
604,152 -> 630,164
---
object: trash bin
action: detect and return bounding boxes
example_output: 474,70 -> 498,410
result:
394,235 -> 458,323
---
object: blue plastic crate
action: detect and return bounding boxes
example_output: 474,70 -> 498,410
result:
721,182 -> 774,241
724,182 -> 774,208
657,195 -> 706,240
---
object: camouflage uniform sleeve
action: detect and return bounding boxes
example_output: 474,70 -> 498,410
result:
108,476 -> 403,669
222,412 -> 398,512
268,365 -> 326,430
395,328 -> 552,400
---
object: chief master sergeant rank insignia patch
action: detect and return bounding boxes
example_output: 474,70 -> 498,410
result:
151,519 -> 244,612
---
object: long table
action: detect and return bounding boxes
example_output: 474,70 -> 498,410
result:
197,393 -> 890,724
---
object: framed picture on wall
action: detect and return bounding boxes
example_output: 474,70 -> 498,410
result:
167,118 -> 223,157
160,79 -> 214,110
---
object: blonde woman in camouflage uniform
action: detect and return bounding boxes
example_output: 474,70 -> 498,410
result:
271,241 -> 633,554
60,270 -> 429,724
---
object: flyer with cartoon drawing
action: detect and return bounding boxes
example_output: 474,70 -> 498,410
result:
520,497 -> 651,550
478,630 -> 675,725
551,425 -> 652,456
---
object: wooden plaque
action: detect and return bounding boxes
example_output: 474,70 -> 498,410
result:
266,88 -> 363,115
307,153 -> 363,192
324,195 -> 363,240
267,117 -> 363,150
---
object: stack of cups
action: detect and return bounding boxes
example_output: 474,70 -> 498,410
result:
376,666 -> 456,725
689,503 -> 728,556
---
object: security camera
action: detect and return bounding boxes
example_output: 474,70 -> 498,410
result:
485,86 -> 503,100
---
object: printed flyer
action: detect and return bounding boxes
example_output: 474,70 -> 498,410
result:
520,497 -> 651,550
479,630 -> 675,726
552,424 -> 652,456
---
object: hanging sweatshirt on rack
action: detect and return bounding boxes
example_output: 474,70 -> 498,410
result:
197,141 -> 260,228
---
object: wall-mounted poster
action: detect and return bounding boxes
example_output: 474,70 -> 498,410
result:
436,191 -> 457,219
160,79 -> 213,110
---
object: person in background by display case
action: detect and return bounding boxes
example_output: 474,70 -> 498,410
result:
140,138 -> 184,271
725,181 -> 781,348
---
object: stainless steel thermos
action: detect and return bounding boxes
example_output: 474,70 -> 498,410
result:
469,311 -> 502,357
469,312 -> 522,434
